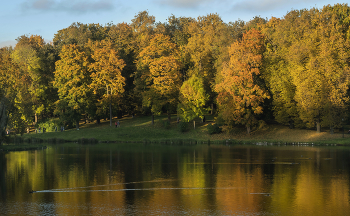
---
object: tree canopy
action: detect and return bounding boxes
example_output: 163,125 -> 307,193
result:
2,4 -> 350,135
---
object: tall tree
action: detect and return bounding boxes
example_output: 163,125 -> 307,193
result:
135,33 -> 182,122
262,15 -> 302,128
0,47 -> 31,135
53,23 -> 106,51
131,11 -> 156,113
184,14 -> 230,112
88,39 -> 126,125
130,11 -> 156,51
106,22 -> 136,116
53,44 -> 91,129
263,5 -> 350,132
292,7 -> 350,132
215,29 -> 269,134
11,35 -> 58,123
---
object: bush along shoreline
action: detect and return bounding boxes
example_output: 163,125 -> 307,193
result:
1,136 -> 346,152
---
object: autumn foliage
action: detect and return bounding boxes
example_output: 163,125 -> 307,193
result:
1,4 -> 350,137
215,29 -> 269,133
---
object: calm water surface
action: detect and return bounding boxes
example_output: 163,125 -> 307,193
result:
1,143 -> 350,215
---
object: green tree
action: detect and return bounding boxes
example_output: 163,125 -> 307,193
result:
10,35 -> 58,124
183,14 -> 230,112
178,75 -> 209,128
0,47 -> 31,135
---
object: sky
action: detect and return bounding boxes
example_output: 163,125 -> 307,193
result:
0,0 -> 346,48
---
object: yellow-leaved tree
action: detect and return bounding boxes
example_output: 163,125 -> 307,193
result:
136,33 -> 182,123
291,7 -> 350,132
88,39 -> 126,126
53,44 -> 91,129
263,5 -> 350,133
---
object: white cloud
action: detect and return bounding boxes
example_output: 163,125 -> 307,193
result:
156,0 -> 216,9
22,0 -> 115,13
231,0 -> 316,13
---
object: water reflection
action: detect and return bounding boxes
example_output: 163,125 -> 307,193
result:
0,144 -> 350,215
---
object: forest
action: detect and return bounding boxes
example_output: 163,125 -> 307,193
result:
1,4 -> 350,139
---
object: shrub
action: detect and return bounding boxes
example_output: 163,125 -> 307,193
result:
36,119 -> 61,132
207,123 -> 222,134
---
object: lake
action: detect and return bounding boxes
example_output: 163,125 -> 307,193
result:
0,143 -> 350,215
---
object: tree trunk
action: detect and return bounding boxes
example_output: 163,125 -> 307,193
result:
330,125 -> 334,134
34,113 -> 37,125
152,114 -> 154,125
193,120 -> 196,130
109,102 -> 112,127
316,121 -> 321,133
247,125 -> 251,134
76,119 -> 80,130
211,104 -> 214,115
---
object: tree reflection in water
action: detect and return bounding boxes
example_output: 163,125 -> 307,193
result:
0,144 -> 349,215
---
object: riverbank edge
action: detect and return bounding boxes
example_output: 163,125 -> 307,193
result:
0,145 -> 47,152
1,137 -> 346,150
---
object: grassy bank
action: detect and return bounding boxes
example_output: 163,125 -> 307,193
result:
0,144 -> 47,151
5,114 -> 350,145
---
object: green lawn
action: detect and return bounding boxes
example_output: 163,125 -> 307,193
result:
19,115 -> 216,142
5,114 -> 350,145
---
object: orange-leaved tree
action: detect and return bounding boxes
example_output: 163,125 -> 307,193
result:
215,29 -> 269,134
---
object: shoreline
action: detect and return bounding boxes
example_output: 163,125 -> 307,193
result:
3,115 -> 350,148
1,138 -> 347,152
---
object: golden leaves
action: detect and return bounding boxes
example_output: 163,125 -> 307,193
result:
88,39 -> 126,96
53,44 -> 91,110
215,29 -> 269,131
136,33 -> 182,112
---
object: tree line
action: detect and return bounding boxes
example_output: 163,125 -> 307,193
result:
1,4 -> 350,139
